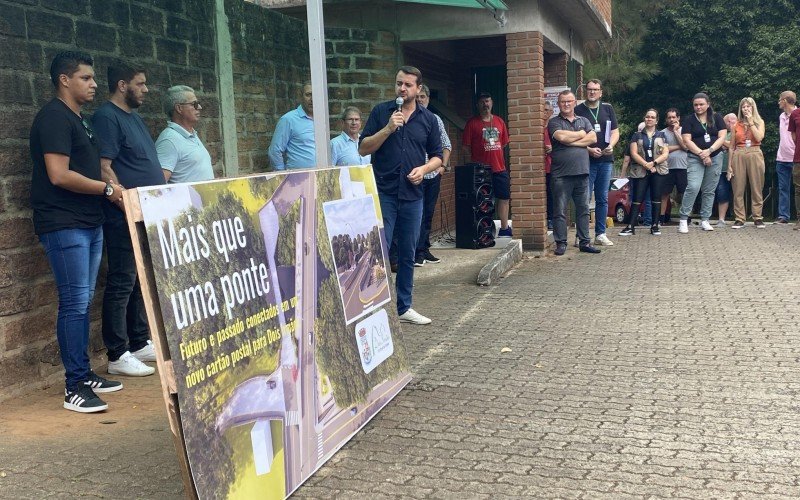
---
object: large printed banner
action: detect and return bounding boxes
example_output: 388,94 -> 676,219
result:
138,166 -> 411,499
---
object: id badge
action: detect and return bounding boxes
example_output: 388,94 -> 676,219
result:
703,133 -> 711,143
647,149 -> 652,158
594,123 -> 601,133
745,139 -> 751,148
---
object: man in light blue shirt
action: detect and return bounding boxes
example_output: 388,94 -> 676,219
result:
268,83 -> 316,170
330,106 -> 370,166
155,85 -> 214,183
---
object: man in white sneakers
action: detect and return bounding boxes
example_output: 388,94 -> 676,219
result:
92,63 -> 161,377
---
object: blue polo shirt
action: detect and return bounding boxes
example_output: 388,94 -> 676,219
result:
268,105 -> 316,170
360,100 -> 442,200
330,132 -> 370,166
92,102 -> 165,188
155,121 -> 214,183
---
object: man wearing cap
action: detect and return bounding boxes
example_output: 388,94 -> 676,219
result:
463,92 -> 512,236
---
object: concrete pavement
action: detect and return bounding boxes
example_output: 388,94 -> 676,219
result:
3,223 -> 800,498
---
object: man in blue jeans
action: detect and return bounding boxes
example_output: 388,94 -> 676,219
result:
30,51 -> 126,412
776,90 -> 797,223
414,84 -> 451,266
359,66 -> 442,325
575,79 -> 619,247
94,63 -> 164,377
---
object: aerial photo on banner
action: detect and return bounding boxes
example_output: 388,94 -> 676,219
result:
137,166 -> 411,499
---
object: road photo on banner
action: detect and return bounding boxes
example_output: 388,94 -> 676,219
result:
136,166 -> 410,500
322,195 -> 391,325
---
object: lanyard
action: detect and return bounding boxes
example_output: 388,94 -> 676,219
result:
588,102 -> 601,124
696,114 -> 708,133
642,131 -> 654,159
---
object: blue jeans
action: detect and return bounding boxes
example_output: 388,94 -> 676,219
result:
551,174 -> 590,246
378,193 -> 423,315
776,161 -> 793,220
588,160 -> 612,235
102,211 -> 150,361
642,187 -> 652,226
39,227 -> 103,391
416,175 -> 441,257
680,154 -> 722,221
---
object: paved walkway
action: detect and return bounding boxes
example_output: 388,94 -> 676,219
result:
3,222 -> 800,498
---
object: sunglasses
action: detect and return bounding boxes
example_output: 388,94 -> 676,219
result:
80,117 -> 95,141
178,101 -> 201,110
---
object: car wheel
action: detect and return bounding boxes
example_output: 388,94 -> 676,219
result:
615,205 -> 626,223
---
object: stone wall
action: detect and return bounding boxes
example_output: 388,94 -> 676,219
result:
0,0 -> 398,401
0,0 -> 223,400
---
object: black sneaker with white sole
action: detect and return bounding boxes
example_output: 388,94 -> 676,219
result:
414,256 -> 425,267
64,386 -> 108,413
423,250 -> 440,264
82,371 -> 123,393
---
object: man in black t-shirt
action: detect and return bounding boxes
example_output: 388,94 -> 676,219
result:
575,79 -> 619,247
92,64 -> 164,377
30,51 -> 125,413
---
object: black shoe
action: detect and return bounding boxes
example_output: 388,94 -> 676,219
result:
754,219 -> 766,229
732,220 -> 745,229
64,386 -> 108,413
414,256 -> 425,267
619,226 -> 634,236
83,371 -> 123,393
776,217 -> 789,224
554,243 -> 567,256
423,251 -> 440,264
579,244 -> 601,254
650,224 -> 661,235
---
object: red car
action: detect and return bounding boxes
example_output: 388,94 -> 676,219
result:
607,178 -> 671,223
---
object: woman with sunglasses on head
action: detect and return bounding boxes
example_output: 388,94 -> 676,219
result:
677,93 -> 727,233
619,109 -> 670,236
728,97 -> 766,229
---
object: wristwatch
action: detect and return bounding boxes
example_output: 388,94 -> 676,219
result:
104,182 -> 114,197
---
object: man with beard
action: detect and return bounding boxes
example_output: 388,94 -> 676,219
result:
92,64 -> 163,377
575,79 -> 619,246
463,92 -> 511,236
359,66 -> 442,325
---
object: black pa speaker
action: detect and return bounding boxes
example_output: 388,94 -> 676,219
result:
455,163 -> 496,249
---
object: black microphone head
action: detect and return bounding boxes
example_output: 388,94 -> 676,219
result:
395,97 -> 403,110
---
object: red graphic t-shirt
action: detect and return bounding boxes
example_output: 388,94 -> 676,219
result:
463,115 -> 509,173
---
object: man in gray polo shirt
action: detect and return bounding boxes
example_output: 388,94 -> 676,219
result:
156,85 -> 214,183
547,90 -> 601,256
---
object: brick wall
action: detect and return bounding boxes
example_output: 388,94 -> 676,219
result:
506,32 -> 546,250
0,0 -> 224,400
544,53 -> 567,88
0,0 -> 397,401
589,0 -> 612,28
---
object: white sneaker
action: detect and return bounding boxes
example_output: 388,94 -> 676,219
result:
678,220 -> 689,233
700,220 -> 714,231
398,308 -> 431,325
108,351 -> 156,377
131,340 -> 156,362
595,233 -> 614,246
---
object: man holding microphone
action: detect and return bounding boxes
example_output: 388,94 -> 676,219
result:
359,66 -> 442,325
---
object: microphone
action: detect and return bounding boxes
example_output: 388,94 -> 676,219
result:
395,97 -> 404,130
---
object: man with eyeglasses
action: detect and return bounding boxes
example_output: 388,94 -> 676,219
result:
155,85 -> 214,183
330,106 -> 370,167
30,51 -> 126,413
92,64 -> 164,378
575,79 -> 619,247
268,82 -> 316,170
548,90 -> 601,256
